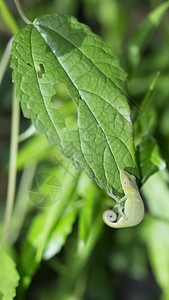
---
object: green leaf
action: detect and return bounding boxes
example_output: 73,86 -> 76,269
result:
20,163 -> 78,285
142,171 -> 169,221
11,14 -> 138,195
44,205 -> 77,260
142,217 -> 169,300
78,172 -> 97,245
136,137 -> 166,185
0,249 -> 20,300
17,135 -> 55,170
134,72 -> 159,146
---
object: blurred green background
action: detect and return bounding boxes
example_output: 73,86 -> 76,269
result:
1,0 -> 169,299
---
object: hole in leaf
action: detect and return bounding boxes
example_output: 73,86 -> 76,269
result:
51,83 -> 77,130
27,63 -> 32,67
37,63 -> 45,78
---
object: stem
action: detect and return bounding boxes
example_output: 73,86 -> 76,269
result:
14,0 -> 32,25
0,37 -> 13,86
1,86 -> 20,245
0,0 -> 19,35
18,124 -> 36,142
10,163 -> 37,243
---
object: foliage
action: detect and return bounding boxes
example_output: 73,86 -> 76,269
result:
11,14 -> 138,194
0,0 -> 169,299
0,248 -> 20,300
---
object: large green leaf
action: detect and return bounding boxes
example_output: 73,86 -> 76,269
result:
11,14 -> 138,195
0,249 -> 20,300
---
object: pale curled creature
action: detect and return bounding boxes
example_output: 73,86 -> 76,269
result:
103,170 -> 144,228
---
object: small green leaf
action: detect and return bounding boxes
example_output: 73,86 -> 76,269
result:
127,1 -> 169,69
0,249 -> 20,300
142,217 -> 169,300
78,173 -> 97,244
44,206 -> 77,260
17,135 -> 55,169
20,164 -> 78,284
136,137 -> 166,185
11,14 -> 138,194
142,171 -> 169,221
134,72 -> 159,145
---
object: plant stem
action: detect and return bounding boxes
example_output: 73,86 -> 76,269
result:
0,37 -> 13,86
0,0 -> 19,35
14,0 -> 32,25
10,163 -> 37,243
18,124 -> 36,142
1,86 -> 20,245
